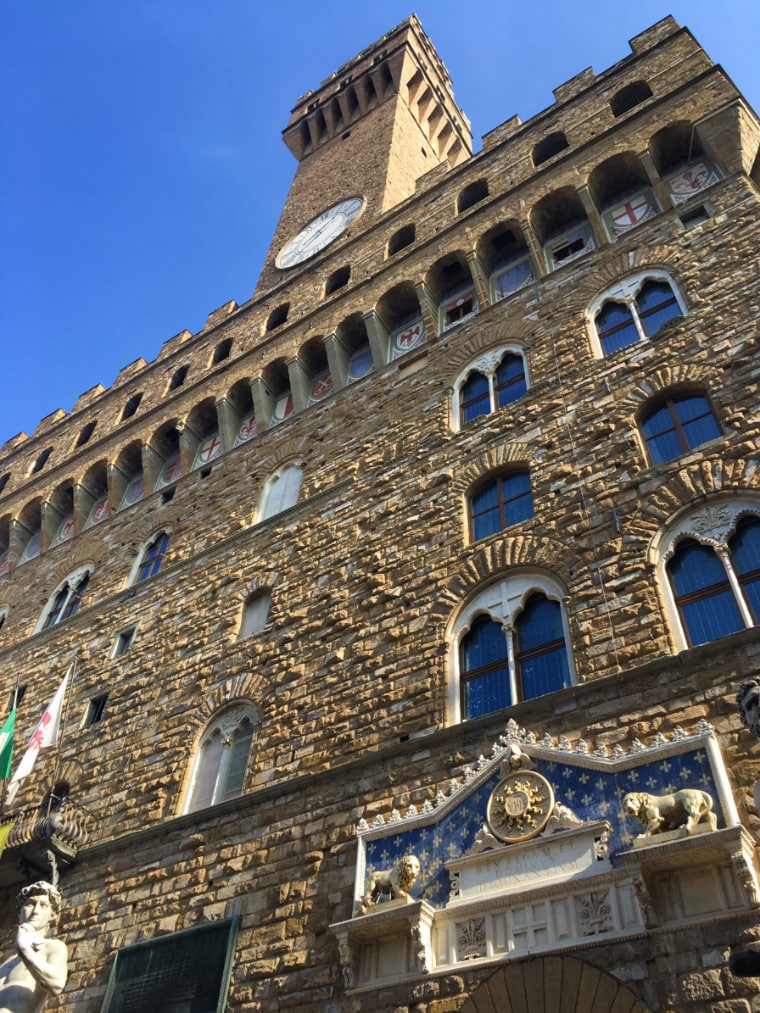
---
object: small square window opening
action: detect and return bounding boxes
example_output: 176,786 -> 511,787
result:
84,694 -> 108,727
112,626 -> 137,658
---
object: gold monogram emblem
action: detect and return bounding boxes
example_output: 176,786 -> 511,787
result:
487,771 -> 555,843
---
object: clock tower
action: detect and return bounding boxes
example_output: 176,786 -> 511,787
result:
254,15 -> 472,298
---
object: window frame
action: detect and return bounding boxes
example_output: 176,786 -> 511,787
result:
112,624 -> 138,658
452,347 -> 529,431
128,532 -> 171,586
448,573 -> 575,724
183,705 -> 256,814
468,470 -> 534,542
35,567 -> 92,633
100,916 -> 240,1013
257,465 -> 302,522
589,271 -> 687,358
639,390 -> 721,465
238,591 -> 272,639
654,499 -> 760,652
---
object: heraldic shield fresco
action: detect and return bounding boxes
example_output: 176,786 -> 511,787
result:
331,720 -> 759,991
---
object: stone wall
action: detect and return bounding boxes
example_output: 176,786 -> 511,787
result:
0,15 -> 758,1013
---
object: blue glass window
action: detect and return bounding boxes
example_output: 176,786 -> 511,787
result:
459,353 -> 527,426
636,280 -> 681,336
667,539 -> 743,646
43,573 -> 90,629
596,277 -> 684,357
515,594 -> 571,699
460,372 -> 490,424
495,354 -> 527,409
597,301 -> 638,356
461,615 -> 511,719
730,519 -> 760,623
138,533 -> 170,583
641,393 -> 720,464
470,472 -> 533,541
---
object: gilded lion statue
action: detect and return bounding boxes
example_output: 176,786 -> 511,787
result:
360,854 -> 420,912
624,788 -> 717,838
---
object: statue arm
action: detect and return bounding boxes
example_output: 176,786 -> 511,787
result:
15,928 -> 67,996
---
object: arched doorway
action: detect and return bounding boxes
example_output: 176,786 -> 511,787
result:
459,956 -> 652,1012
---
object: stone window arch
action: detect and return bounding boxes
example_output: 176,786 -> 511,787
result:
387,224 -> 415,256
654,499 -> 760,651
589,271 -> 686,357
452,347 -> 529,430
120,392 -> 143,421
183,705 -> 256,813
30,448 -> 53,476
35,566 -> 92,633
211,338 -> 232,365
532,131 -> 569,166
266,303 -> 289,332
448,572 -> 574,724
610,80 -> 653,117
457,178 -> 489,214
168,364 -> 190,392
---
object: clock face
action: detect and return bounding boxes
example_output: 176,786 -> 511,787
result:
276,197 -> 365,269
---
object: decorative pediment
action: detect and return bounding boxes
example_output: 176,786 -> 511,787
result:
331,719 -> 755,991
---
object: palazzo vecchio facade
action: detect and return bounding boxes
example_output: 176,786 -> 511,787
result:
1,14 -> 760,1012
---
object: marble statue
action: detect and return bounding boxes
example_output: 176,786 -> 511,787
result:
0,882 -> 67,1012
737,679 -> 760,737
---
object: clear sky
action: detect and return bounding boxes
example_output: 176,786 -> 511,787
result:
2,1 -> 758,448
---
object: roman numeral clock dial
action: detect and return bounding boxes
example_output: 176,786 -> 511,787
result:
276,197 -> 365,269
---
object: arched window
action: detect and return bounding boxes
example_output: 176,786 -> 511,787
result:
325,266 -> 350,295
532,132 -> 569,166
211,338 -> 232,365
266,303 -> 289,331
258,466 -> 302,522
120,392 -> 143,421
454,350 -> 528,428
74,421 -> 97,448
640,392 -> 720,464
469,471 -> 533,541
168,364 -> 189,391
38,569 -> 91,631
457,179 -> 489,214
450,574 -> 574,723
134,532 -> 170,584
461,615 -> 511,718
387,224 -> 415,256
656,502 -> 760,650
591,273 -> 685,356
514,594 -> 570,699
30,448 -> 52,475
184,706 -> 255,813
610,80 -> 652,117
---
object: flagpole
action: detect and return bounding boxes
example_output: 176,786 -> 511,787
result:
48,652 -> 78,814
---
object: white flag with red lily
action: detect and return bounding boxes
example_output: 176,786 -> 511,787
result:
6,667 -> 71,805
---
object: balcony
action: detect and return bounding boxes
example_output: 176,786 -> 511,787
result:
1,788 -> 96,886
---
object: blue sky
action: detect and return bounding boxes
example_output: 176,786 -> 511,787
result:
2,1 -> 758,447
